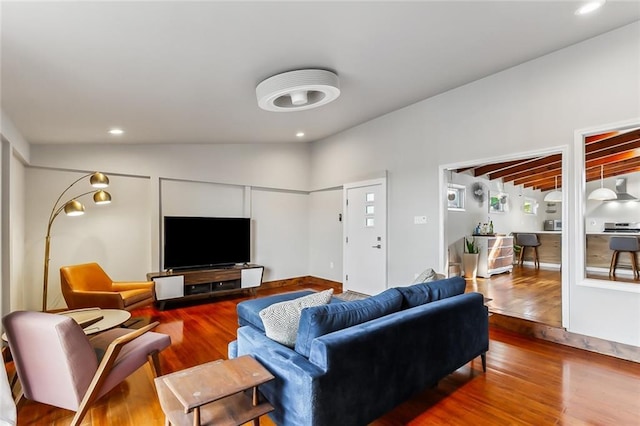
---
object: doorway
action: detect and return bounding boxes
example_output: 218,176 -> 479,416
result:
343,178 -> 387,295
441,148 -> 568,328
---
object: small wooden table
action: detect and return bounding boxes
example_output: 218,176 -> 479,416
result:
59,308 -> 131,335
155,356 -> 275,426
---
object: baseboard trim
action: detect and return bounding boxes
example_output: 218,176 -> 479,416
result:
490,313 -> 640,363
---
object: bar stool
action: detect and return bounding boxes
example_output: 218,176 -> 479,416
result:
609,236 -> 640,279
516,233 -> 540,269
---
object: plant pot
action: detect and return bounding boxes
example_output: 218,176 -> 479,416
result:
463,253 -> 479,279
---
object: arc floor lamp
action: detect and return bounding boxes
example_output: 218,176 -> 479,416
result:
42,172 -> 112,311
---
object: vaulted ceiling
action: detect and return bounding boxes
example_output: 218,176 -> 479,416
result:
2,2 -> 639,145
455,128 -> 640,192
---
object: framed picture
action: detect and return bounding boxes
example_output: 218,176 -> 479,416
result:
447,184 -> 466,211
489,192 -> 508,213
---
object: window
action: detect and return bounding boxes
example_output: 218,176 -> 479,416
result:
447,184 -> 465,211
523,197 -> 538,215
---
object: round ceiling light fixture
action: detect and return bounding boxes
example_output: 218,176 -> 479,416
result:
256,69 -> 340,112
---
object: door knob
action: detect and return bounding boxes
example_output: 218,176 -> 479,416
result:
372,244 -> 381,249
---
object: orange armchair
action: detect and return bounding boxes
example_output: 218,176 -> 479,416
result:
60,262 -> 155,311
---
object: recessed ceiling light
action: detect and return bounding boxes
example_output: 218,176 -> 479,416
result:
296,132 -> 305,138
575,1 -> 605,15
108,128 -> 124,135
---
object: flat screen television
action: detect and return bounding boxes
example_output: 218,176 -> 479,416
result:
163,216 -> 250,270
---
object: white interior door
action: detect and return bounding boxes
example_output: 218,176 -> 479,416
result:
343,178 -> 387,295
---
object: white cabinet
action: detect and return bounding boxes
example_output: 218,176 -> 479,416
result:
474,236 -> 513,278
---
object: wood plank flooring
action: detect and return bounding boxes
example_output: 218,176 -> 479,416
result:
466,266 -> 562,327
10,284 -> 640,425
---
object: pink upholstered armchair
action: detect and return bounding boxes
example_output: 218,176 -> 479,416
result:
2,310 -> 171,425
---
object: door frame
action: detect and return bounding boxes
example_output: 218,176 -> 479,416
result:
343,177 -> 388,292
439,146 -> 569,329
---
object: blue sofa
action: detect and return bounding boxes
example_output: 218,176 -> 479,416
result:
228,277 -> 489,426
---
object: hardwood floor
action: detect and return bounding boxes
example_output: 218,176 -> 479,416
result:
465,266 -> 562,327
10,284 -> 640,425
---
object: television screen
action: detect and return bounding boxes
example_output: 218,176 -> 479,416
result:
163,216 -> 250,270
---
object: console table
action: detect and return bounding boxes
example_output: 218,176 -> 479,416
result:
147,264 -> 264,310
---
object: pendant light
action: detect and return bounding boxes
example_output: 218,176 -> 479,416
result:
543,175 -> 562,202
588,165 -> 617,201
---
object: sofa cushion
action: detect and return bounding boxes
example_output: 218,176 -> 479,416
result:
238,290 -> 316,331
259,289 -> 334,347
294,288 -> 403,358
396,276 -> 466,309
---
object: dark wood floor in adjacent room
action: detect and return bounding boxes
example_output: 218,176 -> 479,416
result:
10,284 -> 640,425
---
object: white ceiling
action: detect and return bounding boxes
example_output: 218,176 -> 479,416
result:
2,1 -> 639,145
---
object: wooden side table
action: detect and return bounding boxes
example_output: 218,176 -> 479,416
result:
154,356 -> 274,426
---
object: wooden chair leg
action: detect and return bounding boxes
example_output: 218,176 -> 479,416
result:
630,251 -> 639,280
148,350 -> 162,377
534,247 -> 540,269
481,353 -> 487,372
609,251 -> 618,277
519,246 -> 525,266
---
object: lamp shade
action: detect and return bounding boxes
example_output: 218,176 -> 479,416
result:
588,187 -> 617,201
93,190 -> 112,205
64,200 -> 85,216
89,172 -> 109,188
543,190 -> 562,202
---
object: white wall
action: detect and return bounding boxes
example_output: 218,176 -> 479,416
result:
446,171 -> 545,263
10,153 -> 25,311
310,22 -> 640,345
585,174 -> 640,232
251,188 -> 309,281
308,189 -> 343,282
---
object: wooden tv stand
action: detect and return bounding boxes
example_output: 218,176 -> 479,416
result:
147,264 -> 264,310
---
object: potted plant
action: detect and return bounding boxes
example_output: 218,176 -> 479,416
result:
463,237 -> 480,279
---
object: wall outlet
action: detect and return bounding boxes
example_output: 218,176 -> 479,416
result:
414,216 -> 427,225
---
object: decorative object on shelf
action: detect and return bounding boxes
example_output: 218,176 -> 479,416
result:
256,69 -> 340,112
42,172 -> 112,312
588,164 -> 617,201
543,175 -> 563,202
463,237 -> 479,279
471,182 -> 487,203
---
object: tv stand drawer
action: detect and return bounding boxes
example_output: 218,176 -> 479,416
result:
186,269 -> 240,284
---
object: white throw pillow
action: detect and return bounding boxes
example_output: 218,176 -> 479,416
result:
259,289 -> 334,347
413,268 -> 446,284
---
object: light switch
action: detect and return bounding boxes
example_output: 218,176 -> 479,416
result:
414,216 -> 427,225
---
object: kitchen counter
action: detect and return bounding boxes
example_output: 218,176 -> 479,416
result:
587,231 -> 640,236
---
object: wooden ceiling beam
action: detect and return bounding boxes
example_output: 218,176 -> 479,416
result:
513,168 -> 562,186
585,128 -> 640,153
500,161 -> 562,183
488,154 -> 562,179
472,158 -> 537,177
585,138 -> 640,162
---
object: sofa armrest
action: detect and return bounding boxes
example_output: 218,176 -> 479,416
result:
236,326 -> 325,378
65,290 -> 125,310
235,325 -> 327,425
112,281 -> 154,292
